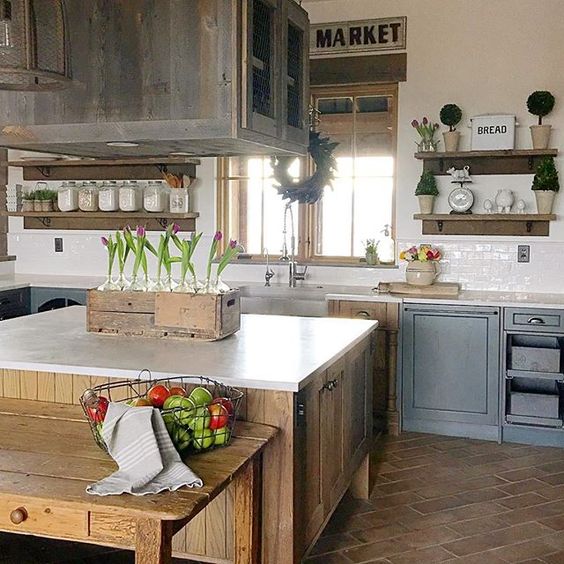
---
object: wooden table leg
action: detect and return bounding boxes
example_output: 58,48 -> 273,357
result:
234,456 -> 261,564
135,518 -> 173,564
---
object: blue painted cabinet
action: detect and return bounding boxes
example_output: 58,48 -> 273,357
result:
402,304 -> 501,440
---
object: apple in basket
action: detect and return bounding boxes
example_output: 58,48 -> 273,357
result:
147,384 -> 171,408
193,428 -> 215,450
173,426 -> 192,451
169,386 -> 187,397
213,427 -> 231,446
209,403 -> 229,430
189,386 -> 213,406
87,396 -> 109,423
190,406 -> 211,431
128,397 -> 152,407
211,397 -> 234,416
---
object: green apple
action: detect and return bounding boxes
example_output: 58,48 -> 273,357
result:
163,394 -> 190,411
189,386 -> 213,406
213,427 -> 231,446
162,412 -> 176,435
174,426 -> 192,451
189,406 -> 211,431
192,427 -> 214,450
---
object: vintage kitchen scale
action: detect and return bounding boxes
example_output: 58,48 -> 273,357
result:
447,165 -> 474,214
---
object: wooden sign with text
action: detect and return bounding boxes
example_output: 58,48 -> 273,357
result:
310,17 -> 407,57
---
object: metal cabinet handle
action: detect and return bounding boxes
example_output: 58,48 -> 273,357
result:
355,310 -> 371,319
322,379 -> 339,392
10,507 -> 27,525
527,317 -> 546,325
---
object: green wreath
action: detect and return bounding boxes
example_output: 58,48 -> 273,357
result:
270,131 -> 339,204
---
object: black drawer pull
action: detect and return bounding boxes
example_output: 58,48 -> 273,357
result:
527,317 -> 546,325
0,299 -> 10,306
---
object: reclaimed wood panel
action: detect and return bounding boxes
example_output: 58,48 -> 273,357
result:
37,372 -> 56,402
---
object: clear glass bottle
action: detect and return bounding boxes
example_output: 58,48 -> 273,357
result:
98,181 -> 120,212
78,181 -> 99,212
119,180 -> 142,212
169,187 -> 189,214
57,181 -> 79,212
377,224 -> 396,265
144,180 -> 166,213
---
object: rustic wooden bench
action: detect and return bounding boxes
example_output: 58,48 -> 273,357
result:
0,398 -> 276,563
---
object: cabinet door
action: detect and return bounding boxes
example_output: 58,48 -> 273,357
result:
241,0 -> 281,138
281,0 -> 309,146
321,361 -> 345,510
402,306 -> 500,427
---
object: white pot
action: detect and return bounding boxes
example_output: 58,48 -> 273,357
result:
530,125 -> 552,150
417,195 -> 435,215
534,190 -> 556,214
442,130 -> 460,152
406,261 -> 440,286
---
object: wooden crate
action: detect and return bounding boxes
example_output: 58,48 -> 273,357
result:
87,289 -> 240,341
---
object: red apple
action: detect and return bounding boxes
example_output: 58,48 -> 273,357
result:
211,397 -> 234,416
169,386 -> 187,397
209,403 -> 229,430
147,384 -> 171,408
88,395 -> 109,423
130,397 -> 152,407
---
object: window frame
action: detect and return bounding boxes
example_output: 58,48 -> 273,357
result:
216,82 -> 398,265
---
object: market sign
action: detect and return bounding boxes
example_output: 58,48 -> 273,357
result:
310,17 -> 407,57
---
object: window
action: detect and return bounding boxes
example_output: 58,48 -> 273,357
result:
217,84 -> 397,263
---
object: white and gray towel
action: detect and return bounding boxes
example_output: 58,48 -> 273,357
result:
87,402 -> 203,496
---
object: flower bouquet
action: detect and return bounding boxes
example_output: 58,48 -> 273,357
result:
412,117 -> 440,152
400,245 -> 442,286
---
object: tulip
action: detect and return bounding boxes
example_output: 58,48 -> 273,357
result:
229,239 -> 237,249
136,225 -> 146,238
101,236 -> 109,247
411,119 -> 419,128
214,231 -> 223,242
422,117 -> 428,125
172,223 -> 180,235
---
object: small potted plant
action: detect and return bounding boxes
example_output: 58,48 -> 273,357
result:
532,156 -> 559,214
411,117 -> 440,152
415,170 -> 439,214
440,104 -> 462,152
400,244 -> 442,286
36,189 -> 56,212
527,91 -> 555,149
21,191 -> 35,212
363,239 -> 379,266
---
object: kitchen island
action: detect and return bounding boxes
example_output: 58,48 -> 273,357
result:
0,307 -> 377,563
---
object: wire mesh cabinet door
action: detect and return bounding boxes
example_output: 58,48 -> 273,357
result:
281,0 -> 310,146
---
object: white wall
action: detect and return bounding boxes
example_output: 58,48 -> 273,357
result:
7,1 -> 564,291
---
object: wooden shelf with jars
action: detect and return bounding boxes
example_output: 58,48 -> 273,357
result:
1,212 -> 199,231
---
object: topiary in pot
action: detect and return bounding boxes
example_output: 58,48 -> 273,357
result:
527,91 -> 555,149
440,104 -> 463,152
532,156 -> 559,214
415,170 -> 439,214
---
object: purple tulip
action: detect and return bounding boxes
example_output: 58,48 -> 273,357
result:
136,225 -> 146,238
101,236 -> 109,247
422,117 -> 428,125
172,223 -> 180,235
411,119 -> 419,128
229,239 -> 237,249
214,231 -> 223,242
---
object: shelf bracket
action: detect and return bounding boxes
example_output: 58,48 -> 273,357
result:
39,216 -> 51,227
526,221 -> 533,233
439,158 -> 445,173
157,164 -> 168,174
437,220 -> 444,233
157,217 -> 170,229
36,166 -> 51,178
528,156 -> 534,170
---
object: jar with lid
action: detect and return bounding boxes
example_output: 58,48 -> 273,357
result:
78,182 -> 99,212
169,187 -> 190,214
99,181 -> 120,212
144,180 -> 167,213
119,180 -> 142,212
58,181 -> 79,212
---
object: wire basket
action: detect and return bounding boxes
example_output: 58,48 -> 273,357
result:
79,370 -> 244,455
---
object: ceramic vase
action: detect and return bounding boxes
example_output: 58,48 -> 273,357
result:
406,261 -> 439,286
530,125 -> 552,150
417,195 -> 435,215
442,131 -> 460,152
535,190 -> 556,214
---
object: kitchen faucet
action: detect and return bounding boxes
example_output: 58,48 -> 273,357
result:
264,248 -> 275,287
281,202 -> 307,287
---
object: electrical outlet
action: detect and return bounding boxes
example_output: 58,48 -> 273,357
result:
54,237 -> 63,253
518,245 -> 530,263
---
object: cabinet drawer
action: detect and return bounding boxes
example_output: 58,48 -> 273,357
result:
334,301 -> 399,329
505,308 -> 564,332
508,391 -> 560,419
0,288 -> 30,314
0,497 -> 88,539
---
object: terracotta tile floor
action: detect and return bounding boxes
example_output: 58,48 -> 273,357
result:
4,432 -> 564,563
304,432 -> 564,564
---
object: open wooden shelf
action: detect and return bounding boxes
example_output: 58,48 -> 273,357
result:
8,156 -> 201,182
413,214 -> 556,237
415,149 -> 558,175
3,211 -> 199,231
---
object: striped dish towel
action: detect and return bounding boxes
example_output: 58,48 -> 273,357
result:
87,402 -> 203,496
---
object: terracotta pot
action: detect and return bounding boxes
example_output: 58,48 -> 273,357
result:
534,190 -> 556,214
406,261 -> 440,286
21,201 -> 34,212
530,125 -> 552,150
442,130 -> 460,152
417,195 -> 435,214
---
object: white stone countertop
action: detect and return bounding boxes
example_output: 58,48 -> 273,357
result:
0,306 -> 377,392
0,274 -> 103,291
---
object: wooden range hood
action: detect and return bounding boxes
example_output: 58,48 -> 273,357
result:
0,0 -> 310,158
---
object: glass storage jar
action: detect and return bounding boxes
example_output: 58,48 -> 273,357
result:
78,182 -> 99,212
119,180 -> 142,212
98,181 -> 120,212
143,180 -> 166,213
57,181 -> 79,212
169,187 -> 190,214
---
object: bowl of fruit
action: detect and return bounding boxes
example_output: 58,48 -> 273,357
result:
80,373 -> 243,455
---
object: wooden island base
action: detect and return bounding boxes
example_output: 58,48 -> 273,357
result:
0,335 -> 373,563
